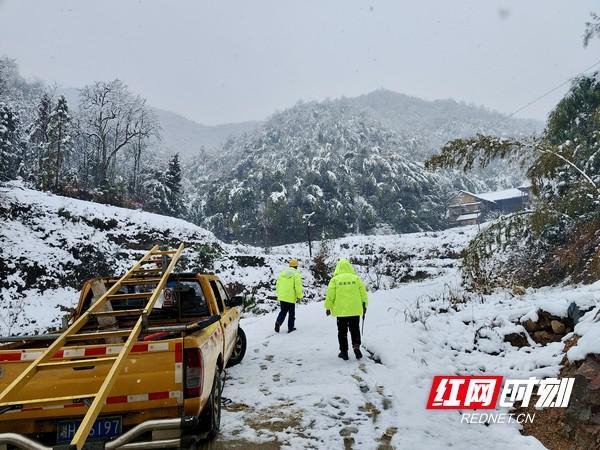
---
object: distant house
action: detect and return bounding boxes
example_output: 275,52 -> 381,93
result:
448,185 -> 531,226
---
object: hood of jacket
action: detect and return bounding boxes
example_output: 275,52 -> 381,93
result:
333,258 -> 356,276
281,267 -> 297,278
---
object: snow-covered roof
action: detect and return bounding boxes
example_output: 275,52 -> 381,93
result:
455,212 -> 480,222
448,201 -> 481,208
462,188 -> 526,203
518,181 -> 532,190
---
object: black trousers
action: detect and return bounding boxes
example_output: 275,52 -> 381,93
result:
337,316 -> 361,352
276,301 -> 295,331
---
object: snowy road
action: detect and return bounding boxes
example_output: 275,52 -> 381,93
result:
219,274 -> 551,450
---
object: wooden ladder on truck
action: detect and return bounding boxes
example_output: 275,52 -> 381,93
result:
0,244 -> 185,450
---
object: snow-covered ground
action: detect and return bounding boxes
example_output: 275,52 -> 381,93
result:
221,271 -> 600,449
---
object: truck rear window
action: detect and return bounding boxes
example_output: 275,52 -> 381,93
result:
81,278 -> 210,324
177,281 -> 209,317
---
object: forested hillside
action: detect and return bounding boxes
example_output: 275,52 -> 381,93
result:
0,57 -> 188,217
187,101 -> 490,245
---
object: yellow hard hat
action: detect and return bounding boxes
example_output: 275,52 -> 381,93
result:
289,258 -> 299,267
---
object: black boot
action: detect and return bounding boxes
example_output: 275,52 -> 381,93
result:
275,322 -> 281,333
288,327 -> 296,333
338,351 -> 349,361
354,347 -> 363,360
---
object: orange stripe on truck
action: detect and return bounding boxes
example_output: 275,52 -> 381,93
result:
0,342 -> 171,362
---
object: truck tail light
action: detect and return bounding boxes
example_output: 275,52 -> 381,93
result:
184,348 -> 203,398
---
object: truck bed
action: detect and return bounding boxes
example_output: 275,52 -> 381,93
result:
0,264 -> 241,449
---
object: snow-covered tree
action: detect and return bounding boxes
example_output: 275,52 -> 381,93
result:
165,153 -> 183,216
142,171 -> 171,215
127,108 -> 154,198
77,80 -> 159,191
0,103 -> 21,181
0,58 -> 48,184
28,93 -> 52,186
584,12 -> 600,47
45,95 -> 73,191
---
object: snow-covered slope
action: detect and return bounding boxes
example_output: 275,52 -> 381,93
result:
221,271 -> 600,449
0,182 -> 219,334
221,269 -> 600,449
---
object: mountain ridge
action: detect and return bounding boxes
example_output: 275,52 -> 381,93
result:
342,88 -> 542,159
57,86 -> 540,163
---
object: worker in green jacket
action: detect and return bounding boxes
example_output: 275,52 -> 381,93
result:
275,258 -> 303,333
325,258 -> 368,360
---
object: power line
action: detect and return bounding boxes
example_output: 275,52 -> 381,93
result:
508,58 -> 600,118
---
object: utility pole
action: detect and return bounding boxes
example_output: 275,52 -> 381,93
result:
302,212 -> 315,258
307,222 -> 312,258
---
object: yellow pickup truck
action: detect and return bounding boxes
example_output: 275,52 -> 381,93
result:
0,269 -> 247,449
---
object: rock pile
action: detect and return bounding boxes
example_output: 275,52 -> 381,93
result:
522,310 -> 571,345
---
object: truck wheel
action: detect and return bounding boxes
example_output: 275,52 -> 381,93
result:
227,327 -> 247,367
200,369 -> 222,440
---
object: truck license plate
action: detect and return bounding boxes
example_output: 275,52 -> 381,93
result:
56,416 -> 122,443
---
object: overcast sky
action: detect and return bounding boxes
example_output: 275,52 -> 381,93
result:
0,0 -> 598,125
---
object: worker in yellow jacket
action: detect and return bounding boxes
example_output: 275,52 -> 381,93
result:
275,258 -> 303,333
325,258 -> 368,360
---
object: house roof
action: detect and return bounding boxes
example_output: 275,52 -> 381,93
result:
461,188 -> 526,203
448,201 -> 482,208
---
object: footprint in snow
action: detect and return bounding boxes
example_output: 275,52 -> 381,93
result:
272,373 -> 280,382
359,401 -> 381,423
376,386 -> 393,410
264,354 -> 274,362
330,397 -> 350,407
259,387 -> 271,396
377,426 -> 398,449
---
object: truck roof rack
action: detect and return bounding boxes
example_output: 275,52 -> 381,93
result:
0,244 -> 185,450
